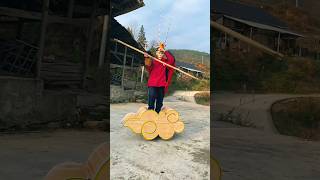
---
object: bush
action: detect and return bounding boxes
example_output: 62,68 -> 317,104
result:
214,50 -> 320,93
272,97 -> 320,140
194,92 -> 210,106
167,74 -> 210,95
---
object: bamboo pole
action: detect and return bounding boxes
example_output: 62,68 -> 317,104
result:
112,39 -> 200,81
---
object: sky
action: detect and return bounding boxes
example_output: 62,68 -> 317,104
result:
115,0 -> 210,53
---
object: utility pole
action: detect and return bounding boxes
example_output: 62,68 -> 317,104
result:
201,56 -> 204,64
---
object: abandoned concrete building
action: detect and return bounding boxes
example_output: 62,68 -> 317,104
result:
0,0 -> 144,131
212,0 -> 304,56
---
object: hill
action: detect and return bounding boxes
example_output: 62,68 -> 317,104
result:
168,49 -> 210,66
212,0 -> 320,93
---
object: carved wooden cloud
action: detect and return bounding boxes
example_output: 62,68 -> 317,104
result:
122,106 -> 185,140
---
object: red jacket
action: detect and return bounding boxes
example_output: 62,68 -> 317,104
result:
146,51 -> 175,94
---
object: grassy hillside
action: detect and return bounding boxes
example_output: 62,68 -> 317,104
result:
168,49 -> 210,66
213,50 -> 320,93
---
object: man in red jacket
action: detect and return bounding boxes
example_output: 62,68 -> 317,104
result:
144,43 -> 175,113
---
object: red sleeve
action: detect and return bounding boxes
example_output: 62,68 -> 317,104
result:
164,51 -> 176,94
164,51 -> 175,65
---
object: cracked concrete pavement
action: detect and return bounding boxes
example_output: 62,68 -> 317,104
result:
110,96 -> 210,179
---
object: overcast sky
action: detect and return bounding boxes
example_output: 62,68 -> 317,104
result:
115,0 -> 210,53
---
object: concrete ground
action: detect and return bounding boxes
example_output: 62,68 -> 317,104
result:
110,96 -> 210,179
213,121 -> 320,180
213,92 -> 320,132
0,130 -> 107,180
212,93 -> 320,180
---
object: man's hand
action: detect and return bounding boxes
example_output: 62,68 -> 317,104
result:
144,52 -> 152,66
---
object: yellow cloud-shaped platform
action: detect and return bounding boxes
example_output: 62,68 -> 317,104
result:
122,106 -> 185,140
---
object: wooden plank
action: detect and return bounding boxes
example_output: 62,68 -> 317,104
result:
42,62 -> 82,66
0,7 -> 90,25
36,0 -> 49,78
48,16 -> 90,25
98,15 -> 109,67
46,80 -> 81,85
0,7 -> 41,20
41,76 -> 82,80
110,63 -> 140,70
41,62 -> 82,73
41,71 -> 82,76
41,68 -> 82,73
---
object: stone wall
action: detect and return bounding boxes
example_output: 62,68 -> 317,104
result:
0,76 -> 78,130
110,85 -> 135,103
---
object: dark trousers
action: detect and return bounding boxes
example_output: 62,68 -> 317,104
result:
148,87 -> 165,113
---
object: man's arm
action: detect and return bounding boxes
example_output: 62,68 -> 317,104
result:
164,51 -> 174,65
164,51 -> 176,94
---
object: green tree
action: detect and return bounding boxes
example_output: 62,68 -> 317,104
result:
137,25 -> 147,48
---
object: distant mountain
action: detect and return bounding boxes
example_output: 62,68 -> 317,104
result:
168,49 -> 210,66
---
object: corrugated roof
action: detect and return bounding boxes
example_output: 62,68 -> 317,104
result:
224,15 -> 303,37
212,0 -> 288,29
176,61 -> 202,73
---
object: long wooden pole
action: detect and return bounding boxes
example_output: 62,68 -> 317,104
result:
112,38 -> 200,80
